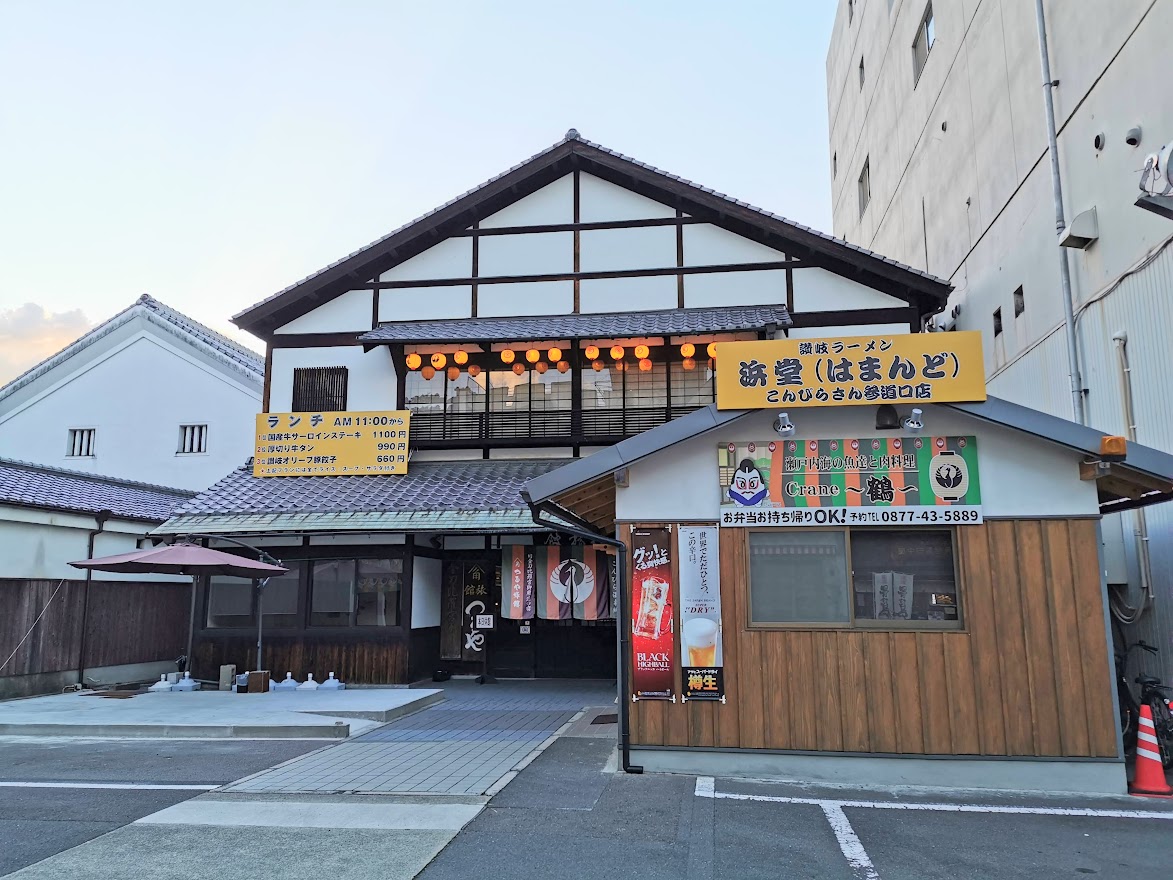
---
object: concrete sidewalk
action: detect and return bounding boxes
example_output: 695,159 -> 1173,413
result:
0,689 -> 443,739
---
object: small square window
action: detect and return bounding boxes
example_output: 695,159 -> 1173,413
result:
993,308 -> 1003,336
178,424 -> 208,454
913,2 -> 935,84
67,428 -> 95,457
1013,286 -> 1025,317
858,158 -> 871,217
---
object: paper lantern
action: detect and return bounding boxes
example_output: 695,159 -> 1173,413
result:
468,364 -> 481,378
634,344 -> 650,359
430,352 -> 447,369
682,357 -> 696,371
512,362 -> 525,375
526,349 -> 540,363
592,360 -> 604,372
447,366 -> 460,382
501,349 -> 516,364
616,361 -> 628,372
421,366 -> 436,380
680,343 -> 695,358
610,346 -> 624,361
585,345 -> 600,360
405,353 -> 422,370
638,358 -> 653,372
707,342 -> 718,358
547,347 -> 562,361
535,361 -> 548,374
454,350 -> 469,365
556,360 -> 570,373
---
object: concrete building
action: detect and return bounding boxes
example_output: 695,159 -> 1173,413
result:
0,295 -> 264,491
826,0 -> 1173,675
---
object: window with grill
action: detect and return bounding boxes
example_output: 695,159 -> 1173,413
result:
292,367 -> 348,412
178,424 -> 208,454
67,428 -> 95,457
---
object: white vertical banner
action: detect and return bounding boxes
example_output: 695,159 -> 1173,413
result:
677,525 -> 725,702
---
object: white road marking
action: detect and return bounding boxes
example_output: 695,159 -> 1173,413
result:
136,799 -> 483,830
821,802 -> 881,880
0,781 -> 218,791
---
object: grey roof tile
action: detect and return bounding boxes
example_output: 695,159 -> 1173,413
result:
360,304 -> 791,344
174,458 -> 569,517
0,458 -> 195,522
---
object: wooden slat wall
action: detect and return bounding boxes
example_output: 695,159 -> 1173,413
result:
627,520 -> 1118,758
195,635 -> 409,684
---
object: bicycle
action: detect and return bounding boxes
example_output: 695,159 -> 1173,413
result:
1115,640 -> 1173,768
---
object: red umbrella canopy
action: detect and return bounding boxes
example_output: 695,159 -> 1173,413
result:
70,543 -> 288,578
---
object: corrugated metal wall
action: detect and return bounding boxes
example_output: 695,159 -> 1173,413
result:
988,237 -> 1173,686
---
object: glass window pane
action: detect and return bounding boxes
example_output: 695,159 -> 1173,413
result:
749,532 -> 849,624
531,368 -> 573,411
624,361 -> 668,411
852,530 -> 958,623
670,360 -> 715,408
261,566 -> 300,628
489,370 -> 530,412
311,560 -> 354,626
356,558 -> 402,627
405,370 -> 445,413
206,576 -> 253,628
581,364 -> 619,409
447,370 -> 486,413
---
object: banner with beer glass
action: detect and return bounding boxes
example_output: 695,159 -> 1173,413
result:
677,526 -> 724,702
630,527 -> 676,701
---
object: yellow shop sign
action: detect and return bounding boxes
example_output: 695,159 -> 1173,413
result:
715,332 -> 986,410
253,411 -> 411,477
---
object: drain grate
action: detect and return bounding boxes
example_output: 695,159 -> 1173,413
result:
590,713 -> 618,725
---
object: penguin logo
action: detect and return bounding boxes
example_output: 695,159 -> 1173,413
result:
728,458 -> 769,506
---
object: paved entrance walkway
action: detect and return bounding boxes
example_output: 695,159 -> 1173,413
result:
221,680 -> 616,796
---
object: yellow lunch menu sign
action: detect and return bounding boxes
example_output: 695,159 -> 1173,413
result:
253,411 -> 411,477
715,332 -> 986,410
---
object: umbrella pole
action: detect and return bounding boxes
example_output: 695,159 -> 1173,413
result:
254,578 -> 263,672
186,576 -> 197,676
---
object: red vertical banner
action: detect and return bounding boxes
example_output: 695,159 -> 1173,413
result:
630,527 -> 676,701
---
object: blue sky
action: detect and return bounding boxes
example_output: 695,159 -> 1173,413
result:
0,1 -> 835,380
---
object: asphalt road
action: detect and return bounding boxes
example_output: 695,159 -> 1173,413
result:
0,738 -> 325,877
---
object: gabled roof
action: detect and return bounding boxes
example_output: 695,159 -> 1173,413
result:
359,304 -> 791,345
234,131 -> 951,337
521,398 -> 1173,519
0,458 -> 195,523
0,294 -> 264,406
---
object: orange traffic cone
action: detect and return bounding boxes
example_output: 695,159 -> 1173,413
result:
1130,703 -> 1172,798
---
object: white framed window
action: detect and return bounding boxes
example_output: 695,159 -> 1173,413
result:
858,158 -> 871,217
178,424 -> 208,454
67,428 -> 96,458
912,2 -> 935,85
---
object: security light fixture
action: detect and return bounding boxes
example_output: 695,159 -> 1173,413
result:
903,408 -> 925,434
773,412 -> 796,438
875,404 -> 901,430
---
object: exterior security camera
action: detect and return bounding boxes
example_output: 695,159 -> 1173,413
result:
773,412 -> 795,437
903,408 -> 924,434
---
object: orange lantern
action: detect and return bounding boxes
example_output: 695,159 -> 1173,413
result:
547,347 -> 562,361
679,343 -> 695,358
707,342 -> 718,359
430,352 -> 447,369
526,349 -> 540,363
468,364 -> 481,378
501,349 -> 516,364
638,358 -> 653,372
585,345 -> 600,360
512,362 -> 525,375
535,361 -> 549,374
405,352 -> 422,370
610,346 -> 624,361
447,366 -> 460,382
556,360 -> 570,373
591,360 -> 604,372
634,344 -> 650,359
421,366 -> 436,380
454,350 -> 469,365
682,357 -> 696,371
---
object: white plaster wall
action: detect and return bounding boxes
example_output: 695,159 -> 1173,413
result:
379,286 -> 472,322
275,289 -> 372,334
268,346 -> 396,413
579,174 -> 676,222
379,238 -> 472,282
788,323 -> 911,340
792,267 -> 906,311
411,555 -> 442,628
684,270 -> 786,309
476,281 -> 575,318
683,224 -> 785,266
479,175 -> 574,228
579,276 -> 677,314
579,226 -> 677,272
0,330 -> 260,490
478,232 -> 573,277
614,404 -> 1099,523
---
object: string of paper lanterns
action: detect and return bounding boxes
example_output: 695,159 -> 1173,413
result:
402,341 -> 719,377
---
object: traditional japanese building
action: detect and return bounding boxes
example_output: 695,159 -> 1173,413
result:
156,131 -> 951,685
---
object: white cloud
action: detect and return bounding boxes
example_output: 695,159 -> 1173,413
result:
0,303 -> 94,385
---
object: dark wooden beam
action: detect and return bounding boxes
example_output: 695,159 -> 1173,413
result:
371,260 -> 793,290
450,216 -> 704,237
262,346 -> 273,412
269,332 -> 369,348
572,170 -> 581,313
676,208 -> 685,308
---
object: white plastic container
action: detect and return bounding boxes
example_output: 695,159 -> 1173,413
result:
317,672 -> 345,691
295,673 -> 319,691
272,672 -> 299,692
148,674 -> 173,692
172,672 -> 200,692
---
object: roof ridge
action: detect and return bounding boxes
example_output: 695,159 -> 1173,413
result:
0,456 -> 195,498
136,294 -> 264,372
373,302 -> 786,328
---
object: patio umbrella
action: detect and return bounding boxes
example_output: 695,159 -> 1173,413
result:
71,543 -> 288,679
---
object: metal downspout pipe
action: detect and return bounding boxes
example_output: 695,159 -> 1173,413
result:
76,509 -> 112,686
1034,0 -> 1086,424
521,490 -> 643,774
1111,333 -> 1153,623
